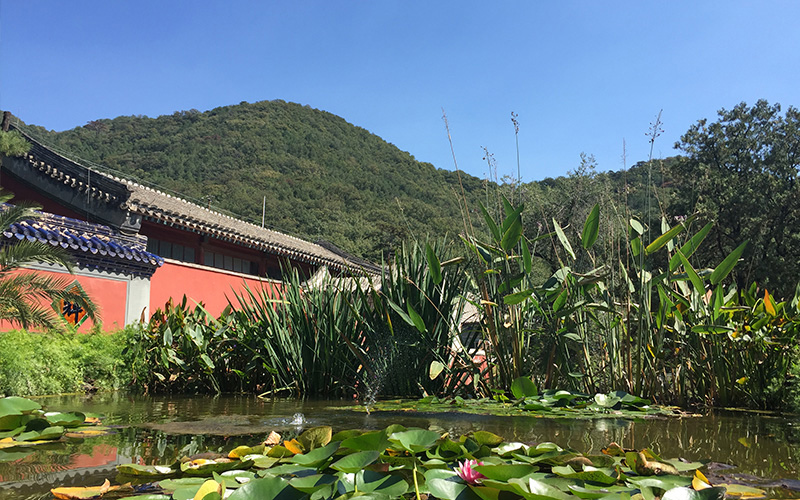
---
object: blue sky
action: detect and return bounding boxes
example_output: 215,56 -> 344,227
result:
1,1 -> 799,182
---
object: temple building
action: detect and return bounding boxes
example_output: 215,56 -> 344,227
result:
0,121 -> 375,330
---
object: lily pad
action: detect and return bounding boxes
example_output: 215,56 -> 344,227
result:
118,463 -> 177,478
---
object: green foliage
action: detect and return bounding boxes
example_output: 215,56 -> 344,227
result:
49,424 -> 732,500
23,101 -> 486,261
0,129 -> 30,157
672,100 -> 800,297
0,328 -> 131,396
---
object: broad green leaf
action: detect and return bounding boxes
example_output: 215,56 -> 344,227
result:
341,430 -> 391,452
675,250 -> 704,294
645,215 -> 696,255
426,243 -> 443,285
472,431 -> 504,447
389,429 -> 441,454
297,426 -> 333,451
479,202 -> 502,244
551,465 -> 617,485
330,450 -> 380,473
386,298 -> 414,328
473,464 -> 538,481
159,478 -> 208,492
552,219 -> 575,260
407,303 -> 426,333
288,474 -> 337,494
291,441 -> 339,467
521,237 -> 532,274
661,486 -> 725,500
44,412 -> 85,427
669,222 -> 713,272
629,218 -> 644,235
228,475 -> 305,500
429,361 -> 446,380
501,210 -> 524,252
504,289 -> 533,305
582,204 -> 600,250
709,240 -> 748,285
356,470 -> 409,496
427,477 -> 482,500
511,377 -> 537,399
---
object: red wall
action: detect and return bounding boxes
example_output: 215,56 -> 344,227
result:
149,261 -> 280,317
0,268 -> 127,332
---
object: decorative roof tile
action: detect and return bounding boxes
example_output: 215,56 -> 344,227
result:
1,205 -> 164,278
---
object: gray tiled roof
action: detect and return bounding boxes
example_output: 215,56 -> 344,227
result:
8,125 -> 375,273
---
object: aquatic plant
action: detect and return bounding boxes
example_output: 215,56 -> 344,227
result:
50,423 -> 774,500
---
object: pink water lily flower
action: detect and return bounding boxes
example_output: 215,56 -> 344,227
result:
455,459 -> 486,484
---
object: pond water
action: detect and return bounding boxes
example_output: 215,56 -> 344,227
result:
1,393 -> 799,499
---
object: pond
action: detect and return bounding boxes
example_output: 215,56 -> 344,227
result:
0,393 -> 798,499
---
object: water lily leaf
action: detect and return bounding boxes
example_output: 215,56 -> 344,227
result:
471,431 -> 504,447
181,458 -> 250,477
389,429 -> 441,454
427,476 -> 482,500
473,464 -> 538,481
593,394 -> 621,409
267,445 -> 294,458
291,441 -> 340,467
661,486 -> 725,500
0,426 -> 24,439
117,495 -> 171,500
330,450 -> 380,473
716,483 -> 766,499
251,456 -> 280,469
51,479 -> 115,500
193,479 -> 224,500
297,426 -> 332,451
283,439 -> 303,455
229,445 -> 263,459
45,412 -> 86,427
569,484 -> 637,499
627,476 -> 692,492
159,477 -> 207,492
118,463 -> 177,477
258,464 -> 315,477
357,470 -> 409,496
551,465 -> 618,486
17,425 -> 64,442
341,430 -> 391,451
288,473 -> 337,493
228,475 -> 305,500
511,377 -> 537,399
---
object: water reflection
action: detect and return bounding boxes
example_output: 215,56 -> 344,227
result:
0,394 -> 797,500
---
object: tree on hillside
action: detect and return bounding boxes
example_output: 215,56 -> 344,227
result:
672,100 -> 800,297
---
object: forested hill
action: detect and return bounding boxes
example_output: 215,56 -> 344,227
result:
22,100 -> 486,260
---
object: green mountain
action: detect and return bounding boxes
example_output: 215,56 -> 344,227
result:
22,100 -> 486,260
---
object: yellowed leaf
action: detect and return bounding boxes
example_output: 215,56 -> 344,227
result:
193,479 -> 223,500
51,479 -> 116,500
283,438 -> 303,455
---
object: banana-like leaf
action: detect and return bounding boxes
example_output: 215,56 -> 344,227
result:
425,243 -> 442,285
552,219 -> 575,260
645,215 -> 696,255
709,240 -> 748,286
669,222 -> 713,272
581,204 -> 600,250
675,250 -> 705,294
